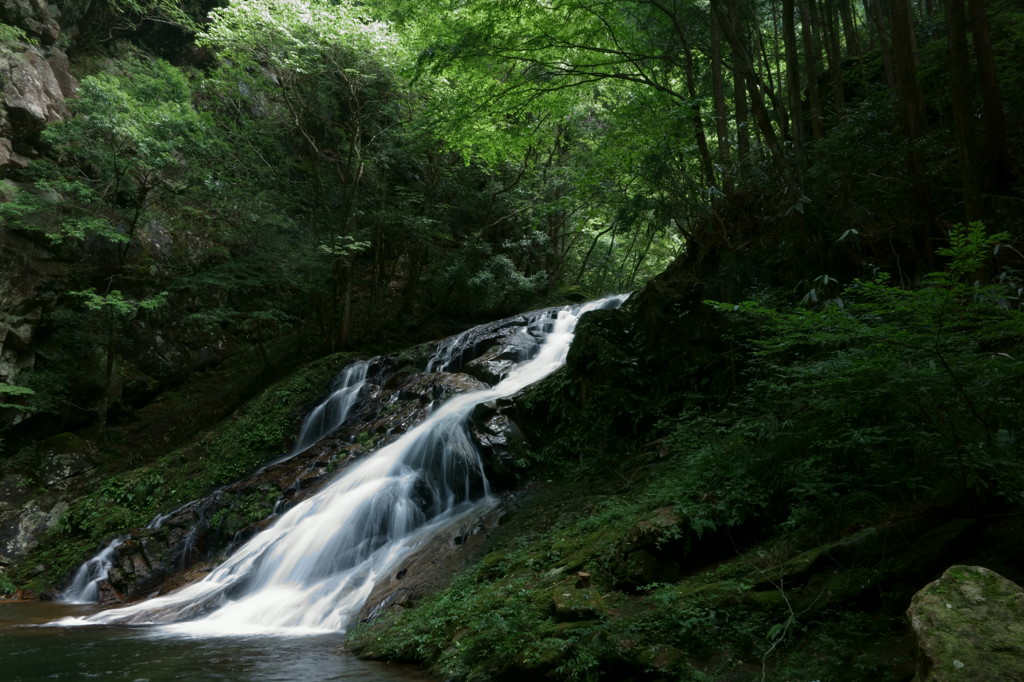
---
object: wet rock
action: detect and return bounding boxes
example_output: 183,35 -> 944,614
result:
396,371 -> 487,405
103,533 -> 178,601
462,357 -> 515,385
357,497 -> 509,623
424,307 -> 562,374
462,327 -> 540,384
907,565 -> 1024,681
95,579 -> 124,606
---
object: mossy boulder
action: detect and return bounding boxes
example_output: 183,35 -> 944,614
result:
550,582 -> 606,621
907,565 -> 1024,681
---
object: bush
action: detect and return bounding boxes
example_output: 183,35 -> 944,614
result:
700,222 -> 1024,531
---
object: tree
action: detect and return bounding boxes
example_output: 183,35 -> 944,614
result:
36,58 -> 213,265
199,0 -> 405,347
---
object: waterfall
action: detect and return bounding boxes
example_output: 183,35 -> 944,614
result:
59,295 -> 626,634
59,536 -> 125,604
289,360 -> 370,457
57,360 -> 372,604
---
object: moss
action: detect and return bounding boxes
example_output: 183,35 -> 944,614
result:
908,565 -> 1024,682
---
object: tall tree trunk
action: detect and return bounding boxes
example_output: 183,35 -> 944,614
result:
888,0 -> 934,266
783,0 -> 807,171
710,11 -> 731,168
946,0 -> 981,219
823,0 -> 847,111
840,0 -> 861,54
800,0 -> 825,139
968,0 -> 1012,194
710,0 -> 796,192
680,35 -> 717,189
866,0 -> 896,86
734,67 -> 751,157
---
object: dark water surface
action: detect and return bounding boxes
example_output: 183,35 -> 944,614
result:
0,602 -> 433,681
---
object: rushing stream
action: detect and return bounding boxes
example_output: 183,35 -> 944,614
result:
6,296 -> 624,677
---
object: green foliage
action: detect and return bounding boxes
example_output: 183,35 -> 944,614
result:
0,22 -> 28,49
0,571 -> 16,595
164,352 -> 358,498
104,0 -> 199,33
697,223 -> 1024,532
0,382 -> 35,410
33,57 -> 213,253
72,289 -> 168,315
200,0 -> 400,72
58,470 -> 166,538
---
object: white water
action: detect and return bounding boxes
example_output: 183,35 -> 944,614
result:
289,360 -> 370,457
58,360 -> 372,604
59,537 -> 125,604
59,296 -> 626,635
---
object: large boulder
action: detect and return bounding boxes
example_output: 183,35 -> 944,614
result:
0,432 -> 95,568
907,565 -> 1024,681
1,40 -> 73,173
1,44 -> 68,137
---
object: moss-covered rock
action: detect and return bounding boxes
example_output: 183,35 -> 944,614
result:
550,582 -> 607,622
907,565 -> 1024,681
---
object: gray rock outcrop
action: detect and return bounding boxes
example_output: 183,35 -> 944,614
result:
0,0 -> 60,44
0,2 -> 77,174
907,564 -> 1024,681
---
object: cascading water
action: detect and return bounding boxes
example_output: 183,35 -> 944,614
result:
59,537 -> 125,604
59,295 -> 626,635
288,359 -> 370,458
57,360 -> 372,604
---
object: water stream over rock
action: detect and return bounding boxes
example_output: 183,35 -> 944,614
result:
56,296 -> 625,634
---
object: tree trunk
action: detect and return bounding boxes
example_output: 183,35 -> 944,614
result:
710,11 -> 731,167
783,0 -> 807,171
840,0 -> 861,54
731,5 -> 751,157
946,0 -> 981,219
823,0 -> 846,111
710,0 -> 796,191
968,0 -> 1012,195
888,0 -> 934,266
800,0 -> 825,139
866,0 -> 896,86
680,35 -> 717,189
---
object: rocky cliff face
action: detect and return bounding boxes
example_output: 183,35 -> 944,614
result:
0,1 -> 78,414
0,1 -> 77,172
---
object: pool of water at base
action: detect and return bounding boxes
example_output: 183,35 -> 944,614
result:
0,602 -> 435,682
